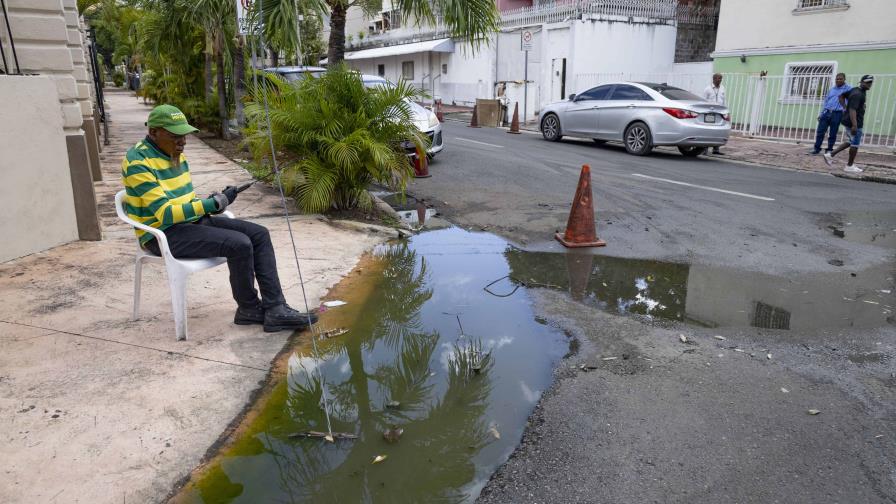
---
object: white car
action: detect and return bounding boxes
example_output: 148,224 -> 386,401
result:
360,75 -> 444,157
539,81 -> 730,157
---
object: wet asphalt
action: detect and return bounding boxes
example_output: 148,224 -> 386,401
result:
407,122 -> 896,503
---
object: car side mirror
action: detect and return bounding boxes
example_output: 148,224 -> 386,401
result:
568,94 -> 576,101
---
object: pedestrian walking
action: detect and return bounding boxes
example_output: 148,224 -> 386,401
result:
824,75 -> 874,173
811,72 -> 851,155
703,73 -> 726,155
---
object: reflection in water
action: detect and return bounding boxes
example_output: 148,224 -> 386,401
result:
506,249 -> 896,331
505,249 -> 689,322
180,228 -> 568,503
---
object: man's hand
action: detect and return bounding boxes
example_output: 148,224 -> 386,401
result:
223,185 -> 239,204
209,192 -> 229,214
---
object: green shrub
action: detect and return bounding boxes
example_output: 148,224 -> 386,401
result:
244,64 -> 428,213
112,70 -> 125,87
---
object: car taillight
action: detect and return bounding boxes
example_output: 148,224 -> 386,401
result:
722,114 -> 730,121
662,108 -> 698,119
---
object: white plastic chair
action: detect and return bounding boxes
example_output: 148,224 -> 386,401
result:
114,190 -> 233,341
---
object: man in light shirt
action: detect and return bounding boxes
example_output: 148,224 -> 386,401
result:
703,73 -> 726,155
811,72 -> 851,155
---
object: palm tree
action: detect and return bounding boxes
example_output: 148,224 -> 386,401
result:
187,0 -> 237,139
244,64 -> 427,212
321,0 -> 500,65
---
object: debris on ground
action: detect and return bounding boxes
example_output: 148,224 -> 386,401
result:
781,388 -> 789,393
679,334 -> 688,344
289,431 -> 358,441
383,427 -> 404,443
807,409 -> 821,415
372,455 -> 388,464
323,300 -> 348,308
320,327 -> 349,339
714,335 -> 726,341
488,423 -> 501,440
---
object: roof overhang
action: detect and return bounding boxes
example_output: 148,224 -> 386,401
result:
345,38 -> 455,60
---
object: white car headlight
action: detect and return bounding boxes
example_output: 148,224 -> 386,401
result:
428,112 -> 439,128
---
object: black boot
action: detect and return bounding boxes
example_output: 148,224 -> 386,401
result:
234,304 -> 265,325
263,303 -> 318,333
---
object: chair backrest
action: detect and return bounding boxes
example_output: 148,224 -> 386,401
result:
114,190 -> 133,225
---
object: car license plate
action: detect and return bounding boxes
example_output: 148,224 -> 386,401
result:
705,113 -> 716,123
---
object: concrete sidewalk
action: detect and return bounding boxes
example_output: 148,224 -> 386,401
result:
0,91 -> 391,502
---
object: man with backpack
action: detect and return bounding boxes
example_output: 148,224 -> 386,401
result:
824,75 -> 874,173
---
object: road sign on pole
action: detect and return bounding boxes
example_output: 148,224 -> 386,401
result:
521,30 -> 533,125
521,30 -> 534,52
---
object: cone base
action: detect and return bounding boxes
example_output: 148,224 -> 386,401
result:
468,125 -> 481,128
507,130 -> 521,134
555,233 -> 607,248
413,173 -> 432,178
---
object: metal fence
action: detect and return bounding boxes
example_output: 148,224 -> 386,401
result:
0,0 -> 21,75
573,71 -> 896,150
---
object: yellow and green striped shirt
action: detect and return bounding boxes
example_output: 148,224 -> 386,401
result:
121,137 -> 217,245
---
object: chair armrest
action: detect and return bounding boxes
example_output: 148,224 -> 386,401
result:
129,220 -> 173,259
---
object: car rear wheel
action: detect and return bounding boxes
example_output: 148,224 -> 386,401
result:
541,114 -> 562,142
623,122 -> 653,156
677,146 -> 706,157
592,139 -> 607,145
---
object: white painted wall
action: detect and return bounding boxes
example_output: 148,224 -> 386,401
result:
716,0 -> 896,53
0,76 -> 79,262
348,41 -> 495,106
345,16 -> 677,122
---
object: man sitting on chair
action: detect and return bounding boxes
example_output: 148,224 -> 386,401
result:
121,104 -> 317,332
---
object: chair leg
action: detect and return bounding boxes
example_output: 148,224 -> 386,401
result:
169,273 -> 188,341
132,258 -> 143,321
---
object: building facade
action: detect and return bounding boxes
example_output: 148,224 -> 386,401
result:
329,0 -> 718,123
712,0 -> 896,146
0,0 -> 102,262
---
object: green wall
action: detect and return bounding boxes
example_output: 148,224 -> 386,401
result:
713,48 -> 896,137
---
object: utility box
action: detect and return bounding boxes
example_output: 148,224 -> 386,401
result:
475,99 -> 501,127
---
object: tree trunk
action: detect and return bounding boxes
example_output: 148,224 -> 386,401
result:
215,35 -> 230,140
234,35 -> 246,128
270,47 -> 279,68
327,3 -> 347,65
204,37 -> 213,101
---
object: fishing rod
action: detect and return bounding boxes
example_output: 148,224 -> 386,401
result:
247,0 -> 341,444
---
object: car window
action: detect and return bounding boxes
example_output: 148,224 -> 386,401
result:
363,78 -> 393,89
576,85 -> 613,101
656,87 -> 702,101
279,71 -> 324,82
609,85 -> 653,101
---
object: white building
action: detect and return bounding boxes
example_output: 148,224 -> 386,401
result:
327,0 -> 718,122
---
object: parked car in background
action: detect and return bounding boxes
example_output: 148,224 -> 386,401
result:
539,82 -> 730,157
263,66 -> 326,82
263,68 -> 443,158
360,75 -> 444,158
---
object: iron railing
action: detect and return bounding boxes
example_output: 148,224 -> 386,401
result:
0,0 -> 21,75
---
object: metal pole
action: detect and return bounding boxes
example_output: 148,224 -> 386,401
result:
523,50 -> 528,125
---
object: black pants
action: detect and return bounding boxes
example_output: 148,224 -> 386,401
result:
146,215 -> 285,309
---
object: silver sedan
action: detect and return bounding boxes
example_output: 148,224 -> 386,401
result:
539,82 -> 730,156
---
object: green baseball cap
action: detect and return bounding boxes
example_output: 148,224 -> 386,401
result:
146,104 -> 199,135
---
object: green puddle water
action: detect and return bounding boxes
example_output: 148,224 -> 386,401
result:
178,227 -> 896,503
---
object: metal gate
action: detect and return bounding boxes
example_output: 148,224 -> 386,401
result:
728,73 -> 896,150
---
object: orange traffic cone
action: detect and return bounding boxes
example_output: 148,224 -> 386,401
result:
507,102 -> 521,134
469,105 -> 481,128
416,199 -> 427,225
555,165 -> 606,248
412,149 -> 431,178
435,100 -> 444,123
